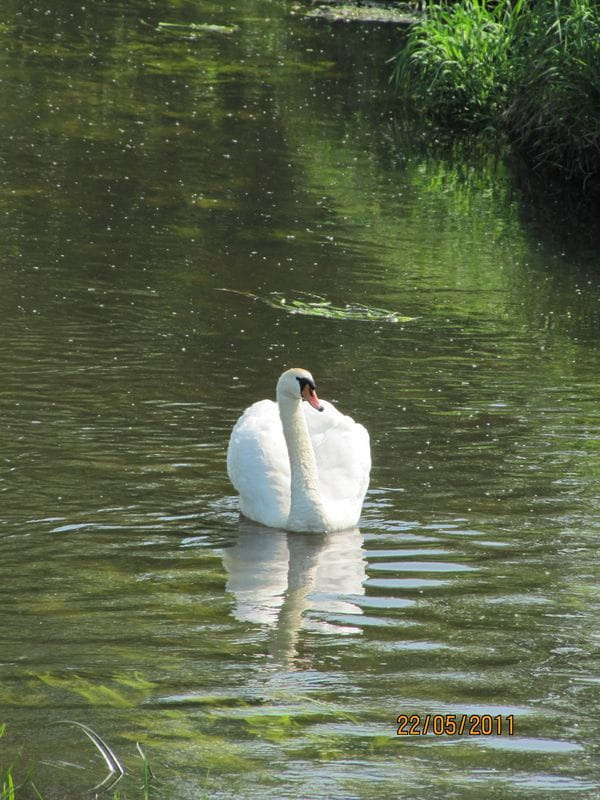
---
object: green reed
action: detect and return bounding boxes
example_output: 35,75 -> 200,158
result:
392,0 -> 524,126
0,724 -> 16,800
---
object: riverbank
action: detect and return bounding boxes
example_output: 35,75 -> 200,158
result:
392,0 -> 600,194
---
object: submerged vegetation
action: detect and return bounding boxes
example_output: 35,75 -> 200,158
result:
392,0 -> 600,190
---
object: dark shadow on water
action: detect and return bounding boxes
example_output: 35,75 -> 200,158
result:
508,151 -> 600,252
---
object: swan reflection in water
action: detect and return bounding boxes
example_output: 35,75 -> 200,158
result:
223,519 -> 367,665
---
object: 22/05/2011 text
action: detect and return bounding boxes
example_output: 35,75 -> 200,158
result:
396,714 -> 515,736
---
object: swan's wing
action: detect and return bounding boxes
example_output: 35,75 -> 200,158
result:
227,399 -> 290,528
303,399 -> 371,523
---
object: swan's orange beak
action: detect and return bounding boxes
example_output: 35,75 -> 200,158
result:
302,383 -> 324,412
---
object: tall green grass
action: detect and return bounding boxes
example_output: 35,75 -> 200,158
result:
392,0 -> 524,126
0,724 -> 16,800
392,0 -> 600,189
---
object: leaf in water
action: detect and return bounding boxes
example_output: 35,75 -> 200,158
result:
217,289 -> 414,324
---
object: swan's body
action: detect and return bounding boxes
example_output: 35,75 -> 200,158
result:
227,368 -> 370,532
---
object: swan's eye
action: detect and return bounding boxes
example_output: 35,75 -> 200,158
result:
297,377 -> 315,396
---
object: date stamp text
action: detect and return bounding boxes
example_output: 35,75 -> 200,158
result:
396,713 -> 515,736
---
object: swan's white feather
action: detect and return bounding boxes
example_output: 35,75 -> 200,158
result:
305,399 -> 370,528
227,397 -> 370,531
227,399 -> 291,528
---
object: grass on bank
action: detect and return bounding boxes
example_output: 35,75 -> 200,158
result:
392,0 -> 600,189
0,723 -> 154,800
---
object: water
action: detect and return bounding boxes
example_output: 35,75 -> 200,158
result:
1,1 -> 599,798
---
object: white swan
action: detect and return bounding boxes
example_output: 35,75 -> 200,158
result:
227,368 -> 370,532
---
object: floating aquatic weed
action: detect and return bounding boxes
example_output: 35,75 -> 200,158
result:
298,3 -> 418,25
154,21 -> 239,38
218,289 -> 414,324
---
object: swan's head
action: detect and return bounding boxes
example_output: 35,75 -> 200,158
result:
277,368 -> 324,412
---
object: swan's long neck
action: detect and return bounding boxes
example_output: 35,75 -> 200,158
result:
278,395 -> 327,532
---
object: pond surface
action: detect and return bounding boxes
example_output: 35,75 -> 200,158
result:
1,1 -> 599,798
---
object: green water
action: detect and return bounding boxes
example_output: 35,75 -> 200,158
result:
1,1 -> 599,798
